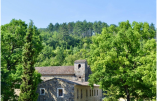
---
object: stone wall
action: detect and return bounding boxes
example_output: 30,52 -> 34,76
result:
37,78 -> 75,101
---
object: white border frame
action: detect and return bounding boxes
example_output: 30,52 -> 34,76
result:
57,88 -> 64,97
40,88 -> 45,95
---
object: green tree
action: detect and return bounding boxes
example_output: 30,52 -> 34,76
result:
149,23 -> 156,39
102,22 -> 109,28
54,22 -> 60,32
110,24 -> 117,27
73,21 -> 83,37
59,23 -> 69,41
47,23 -> 54,32
149,23 -> 155,31
50,46 -> 65,66
93,21 -> 99,34
88,20 -> 156,101
18,20 -> 43,101
67,22 -> 75,34
1,19 -> 27,100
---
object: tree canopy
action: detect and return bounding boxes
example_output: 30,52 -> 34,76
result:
88,20 -> 156,100
1,19 -> 42,101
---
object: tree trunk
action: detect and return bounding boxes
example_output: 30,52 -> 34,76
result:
125,85 -> 130,101
127,93 -> 130,101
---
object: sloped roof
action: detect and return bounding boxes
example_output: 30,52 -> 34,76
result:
74,60 -> 87,63
42,78 -> 100,87
35,66 -> 74,75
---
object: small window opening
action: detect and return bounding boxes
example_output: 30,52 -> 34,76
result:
81,89 -> 82,99
41,89 -> 44,94
90,90 -> 91,96
40,88 -> 45,95
78,64 -> 81,69
57,88 -> 64,97
92,90 -> 93,96
79,76 -> 81,78
97,90 -> 98,96
59,89 -> 63,96
77,89 -> 79,99
94,90 -> 95,96
86,89 -> 88,97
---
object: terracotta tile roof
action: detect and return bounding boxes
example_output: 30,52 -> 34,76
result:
42,78 -> 100,87
74,60 -> 87,63
35,66 -> 74,75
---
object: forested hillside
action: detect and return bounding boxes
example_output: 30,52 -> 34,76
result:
35,20 -> 155,67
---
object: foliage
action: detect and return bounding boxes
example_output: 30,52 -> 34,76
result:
1,19 -> 27,100
103,84 -> 119,101
18,20 -> 43,101
88,20 -> 156,100
47,23 -> 54,32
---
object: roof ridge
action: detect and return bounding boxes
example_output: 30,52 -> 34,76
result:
35,66 -> 73,68
35,66 -> 74,75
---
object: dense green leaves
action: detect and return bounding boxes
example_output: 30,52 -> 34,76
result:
1,19 -> 27,70
47,23 -> 54,32
1,19 -> 42,101
1,19 -> 28,100
18,20 -> 43,101
88,20 -> 156,100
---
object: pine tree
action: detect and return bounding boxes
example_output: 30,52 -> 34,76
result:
47,23 -> 54,32
18,20 -> 42,101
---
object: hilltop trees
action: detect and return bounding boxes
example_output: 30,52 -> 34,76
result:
18,20 -> 43,101
47,23 -> 54,32
88,21 -> 156,100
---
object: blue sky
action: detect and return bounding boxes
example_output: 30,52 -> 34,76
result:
1,0 -> 156,28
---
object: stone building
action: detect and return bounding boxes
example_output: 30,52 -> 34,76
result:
35,60 -> 103,101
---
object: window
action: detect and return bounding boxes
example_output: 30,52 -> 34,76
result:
97,90 -> 98,96
59,89 -> 63,96
78,64 -> 81,69
40,88 -> 45,95
90,90 -> 91,96
81,89 -> 82,99
86,89 -> 88,97
57,88 -> 64,97
77,89 -> 79,99
94,90 -> 95,96
92,90 -> 93,96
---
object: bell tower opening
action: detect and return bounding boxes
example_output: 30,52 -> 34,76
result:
78,64 -> 81,69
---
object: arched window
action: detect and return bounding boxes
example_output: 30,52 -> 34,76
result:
78,64 -> 81,69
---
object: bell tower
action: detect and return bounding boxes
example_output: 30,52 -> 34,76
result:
74,60 -> 88,82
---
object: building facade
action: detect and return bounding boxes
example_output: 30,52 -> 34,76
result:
36,78 -> 102,101
16,60 -> 103,101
